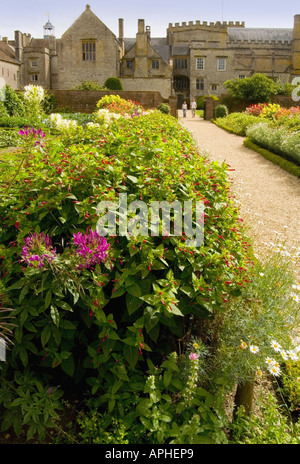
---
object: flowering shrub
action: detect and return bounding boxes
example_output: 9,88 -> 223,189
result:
23,85 -> 45,122
245,103 -> 269,117
96,95 -> 144,115
0,109 -> 254,441
50,113 -> 78,132
259,103 -> 282,120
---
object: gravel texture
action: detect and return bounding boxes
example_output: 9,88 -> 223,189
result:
180,111 -> 300,277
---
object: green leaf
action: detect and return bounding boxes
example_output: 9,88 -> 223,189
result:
123,344 -> 138,369
50,305 -> 60,326
108,399 -> 115,412
55,300 -> 73,312
126,293 -> 141,315
112,379 -> 123,395
61,357 -> 75,377
19,346 -> 28,367
45,289 -> 52,310
19,284 -> 29,304
41,324 -> 51,347
163,370 -> 172,388
127,175 -> 138,184
126,282 -> 142,297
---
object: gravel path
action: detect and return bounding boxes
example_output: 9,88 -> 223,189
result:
180,111 -> 300,276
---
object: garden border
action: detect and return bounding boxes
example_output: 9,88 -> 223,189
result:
243,138 -> 300,178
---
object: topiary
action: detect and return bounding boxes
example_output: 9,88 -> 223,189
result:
214,104 -> 229,118
104,77 -> 123,90
157,103 -> 170,114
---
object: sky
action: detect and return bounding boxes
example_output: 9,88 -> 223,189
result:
0,0 -> 299,40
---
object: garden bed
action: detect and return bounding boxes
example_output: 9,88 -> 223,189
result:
1,88 -> 300,444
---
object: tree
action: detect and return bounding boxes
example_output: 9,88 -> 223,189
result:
223,74 -> 278,103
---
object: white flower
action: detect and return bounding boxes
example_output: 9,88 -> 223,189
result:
250,345 -> 259,354
271,340 -> 281,352
288,350 -> 299,361
291,293 -> 300,303
280,350 -> 288,360
268,364 -> 281,377
259,273 -> 264,277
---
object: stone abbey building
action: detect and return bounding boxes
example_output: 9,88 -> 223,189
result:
1,4 -> 300,104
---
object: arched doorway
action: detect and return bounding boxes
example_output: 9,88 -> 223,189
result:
173,76 -> 190,108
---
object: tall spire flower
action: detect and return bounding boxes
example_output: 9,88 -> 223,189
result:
21,233 -> 56,268
73,229 -> 109,269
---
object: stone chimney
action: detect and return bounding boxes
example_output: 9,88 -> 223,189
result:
292,14 -> 300,74
118,18 -> 125,55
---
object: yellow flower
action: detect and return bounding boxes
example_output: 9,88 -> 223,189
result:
240,341 -> 247,350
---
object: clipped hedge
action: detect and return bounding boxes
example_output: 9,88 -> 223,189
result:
243,138 -> 300,178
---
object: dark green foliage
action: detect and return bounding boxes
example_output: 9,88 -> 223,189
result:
157,103 -> 170,114
224,74 -> 278,103
74,81 -> 107,91
104,77 -> 123,90
214,105 -> 228,119
3,86 -> 25,117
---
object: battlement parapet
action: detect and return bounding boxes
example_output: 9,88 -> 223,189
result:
168,20 -> 245,30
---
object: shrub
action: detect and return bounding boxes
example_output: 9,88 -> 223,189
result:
246,122 -> 300,166
74,81 -> 106,91
214,112 -> 268,136
104,77 -> 123,90
157,103 -> 170,114
231,393 -> 300,444
224,74 -> 278,103
245,103 -> 270,117
281,361 -> 300,411
42,92 -> 56,114
3,86 -> 25,117
23,85 -> 45,123
0,128 -> 23,148
0,109 -> 252,440
96,94 -> 143,115
214,105 -> 228,118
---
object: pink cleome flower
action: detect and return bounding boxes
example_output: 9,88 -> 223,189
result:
189,353 -> 199,361
73,229 -> 109,269
21,232 -> 56,268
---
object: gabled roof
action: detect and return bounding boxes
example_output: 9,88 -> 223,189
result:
0,42 -> 19,65
62,5 -> 117,40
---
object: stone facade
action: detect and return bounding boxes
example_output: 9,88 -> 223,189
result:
167,19 -> 296,104
0,39 -> 20,90
54,5 -> 123,90
2,7 -> 300,106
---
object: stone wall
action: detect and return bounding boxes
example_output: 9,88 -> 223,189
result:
0,60 -> 20,90
121,77 -> 172,100
50,89 -> 167,113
